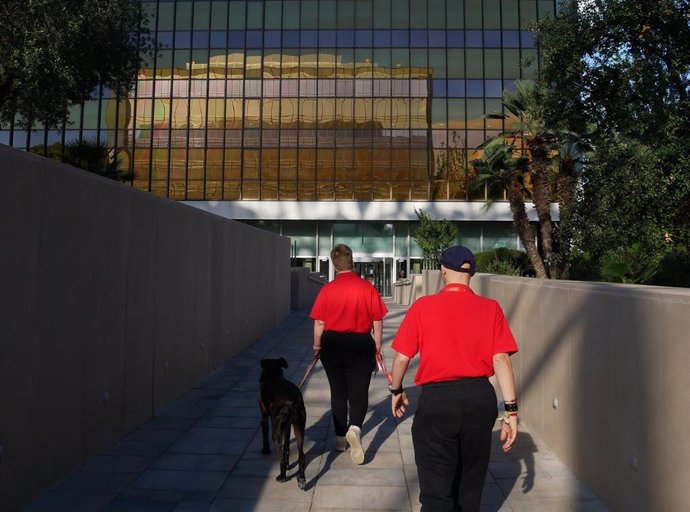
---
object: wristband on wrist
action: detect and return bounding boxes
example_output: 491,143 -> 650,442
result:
388,385 -> 404,396
504,401 -> 518,413
313,345 -> 321,350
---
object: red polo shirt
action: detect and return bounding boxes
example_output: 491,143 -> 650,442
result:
310,271 -> 388,332
392,283 -> 517,385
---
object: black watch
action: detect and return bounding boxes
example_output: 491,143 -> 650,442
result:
388,385 -> 404,396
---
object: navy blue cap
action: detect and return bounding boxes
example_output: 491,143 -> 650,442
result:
439,245 -> 476,275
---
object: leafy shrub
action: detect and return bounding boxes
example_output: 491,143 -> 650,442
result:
475,248 -> 532,276
484,258 -> 522,276
599,243 -> 656,284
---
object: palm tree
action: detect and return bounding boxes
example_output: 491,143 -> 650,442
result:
475,80 -> 588,279
489,80 -> 560,276
552,129 -> 593,278
471,137 -> 548,279
63,137 -> 132,182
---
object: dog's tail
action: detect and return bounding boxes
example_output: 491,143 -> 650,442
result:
272,397 -> 306,446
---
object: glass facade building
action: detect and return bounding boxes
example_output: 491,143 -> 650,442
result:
2,0 -> 557,293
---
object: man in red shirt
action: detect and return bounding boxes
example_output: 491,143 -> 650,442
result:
389,245 -> 518,512
310,244 -> 388,464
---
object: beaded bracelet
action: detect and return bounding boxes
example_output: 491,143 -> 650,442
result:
503,411 -> 517,424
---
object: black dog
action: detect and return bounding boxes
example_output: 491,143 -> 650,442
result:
259,357 -> 307,489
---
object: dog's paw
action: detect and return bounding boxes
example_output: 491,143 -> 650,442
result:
261,447 -> 271,455
297,476 -> 307,490
275,474 -> 288,483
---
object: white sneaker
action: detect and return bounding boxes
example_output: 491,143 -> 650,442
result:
335,435 -> 347,452
346,425 -> 364,465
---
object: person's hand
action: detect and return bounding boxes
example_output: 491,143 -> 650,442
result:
313,345 -> 321,358
391,392 -> 409,418
499,413 -> 518,452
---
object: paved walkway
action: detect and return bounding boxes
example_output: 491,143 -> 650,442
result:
27,301 -> 607,512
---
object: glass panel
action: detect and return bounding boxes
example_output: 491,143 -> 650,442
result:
158,3 -> 175,30
261,180 -> 279,200
466,49 -> 483,78
265,1 -> 282,29
224,149 -> 241,179
176,2 -> 193,30
228,2 -> 246,29
242,181 -> 260,199
283,221 -> 316,257
211,1 -> 228,30
318,221 -> 333,255
356,0 -> 373,28
447,49 -> 464,78
280,148 -> 298,180
333,222 -> 393,254
302,1 -> 319,28
391,0 -> 409,28
394,223 -> 409,257
299,148 -> 317,179
410,0 -> 427,29
284,1 -> 300,29
483,0 -> 501,29
373,1 -> 391,28
223,181 -> 241,199
503,49 -> 521,78
539,0 -> 556,19
319,0 -> 337,29
520,0 -> 537,28
457,222 -> 481,253
465,0 -> 482,29
428,0 -> 446,28
246,1 -> 264,29
447,0 -> 464,29
194,1 -> 211,30
467,98 -> 484,133
502,0 -> 520,29
337,0 -> 355,29
243,149 -> 260,179
483,223 -> 518,251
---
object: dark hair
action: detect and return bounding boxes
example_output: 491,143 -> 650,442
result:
330,244 -> 353,271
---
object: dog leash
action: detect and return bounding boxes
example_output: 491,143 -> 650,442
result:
375,352 -> 393,383
298,354 -> 320,389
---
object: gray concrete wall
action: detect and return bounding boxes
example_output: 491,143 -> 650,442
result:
0,145 -> 291,511
290,267 -> 324,310
465,274 -> 690,512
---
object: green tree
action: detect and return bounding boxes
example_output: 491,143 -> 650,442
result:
535,0 -> 690,284
0,0 -> 153,129
412,208 -> 458,270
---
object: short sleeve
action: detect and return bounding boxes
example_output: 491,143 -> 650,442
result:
391,303 -> 420,358
310,287 -> 328,321
369,284 -> 388,321
493,303 -> 518,355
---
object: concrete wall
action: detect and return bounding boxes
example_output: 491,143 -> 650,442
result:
0,145 -> 291,510
290,268 -> 324,310
465,274 -> 690,512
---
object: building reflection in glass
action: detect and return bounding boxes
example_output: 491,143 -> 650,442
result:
113,50 -> 476,201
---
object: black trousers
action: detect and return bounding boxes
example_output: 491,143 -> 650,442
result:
319,331 -> 375,436
412,378 -> 497,512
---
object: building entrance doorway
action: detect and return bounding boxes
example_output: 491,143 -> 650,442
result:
353,258 -> 392,297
